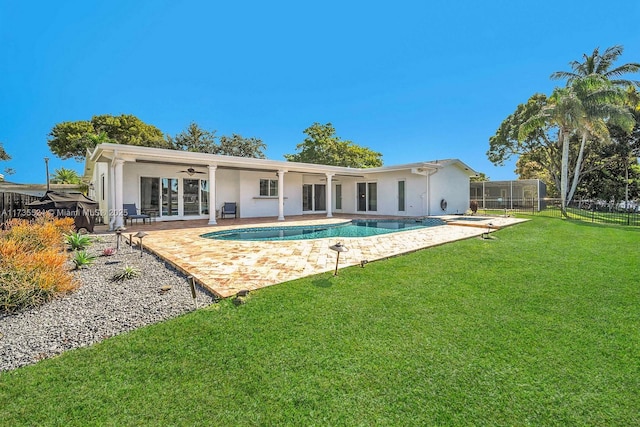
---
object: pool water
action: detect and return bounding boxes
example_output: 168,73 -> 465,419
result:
202,218 -> 446,241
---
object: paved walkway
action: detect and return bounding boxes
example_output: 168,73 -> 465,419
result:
112,215 -> 526,298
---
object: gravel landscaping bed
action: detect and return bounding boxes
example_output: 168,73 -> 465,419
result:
0,233 -> 217,371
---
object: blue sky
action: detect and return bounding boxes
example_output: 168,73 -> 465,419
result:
2,0 -> 639,183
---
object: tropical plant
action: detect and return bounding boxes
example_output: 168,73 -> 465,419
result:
489,46 -> 639,216
72,250 -> 96,269
50,167 -> 82,184
112,265 -> 140,282
550,45 -> 640,88
66,232 -> 92,251
520,77 -> 633,215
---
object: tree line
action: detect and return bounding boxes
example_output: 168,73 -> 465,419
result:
0,119 -> 382,184
488,45 -> 640,215
45,117 -> 382,168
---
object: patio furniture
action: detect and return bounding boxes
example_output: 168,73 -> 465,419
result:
221,202 -> 237,219
123,203 -> 150,225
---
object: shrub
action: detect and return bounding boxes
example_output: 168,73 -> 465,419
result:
0,216 -> 78,313
66,232 -> 92,251
2,215 -> 74,252
112,265 -> 140,282
0,240 -> 78,313
73,250 -> 96,269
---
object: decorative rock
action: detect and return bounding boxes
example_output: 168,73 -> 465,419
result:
0,232 -> 216,372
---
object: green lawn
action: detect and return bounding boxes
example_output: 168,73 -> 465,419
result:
1,218 -> 639,426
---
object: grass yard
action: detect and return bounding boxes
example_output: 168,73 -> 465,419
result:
1,218 -> 639,426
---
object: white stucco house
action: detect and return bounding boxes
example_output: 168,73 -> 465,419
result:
83,143 -> 477,230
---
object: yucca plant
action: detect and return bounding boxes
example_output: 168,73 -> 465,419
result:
72,250 -> 96,269
66,232 -> 92,251
112,265 -> 140,282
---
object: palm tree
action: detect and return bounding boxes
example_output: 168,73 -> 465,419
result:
551,45 -> 640,88
520,76 -> 633,216
544,46 -> 638,215
50,167 -> 82,184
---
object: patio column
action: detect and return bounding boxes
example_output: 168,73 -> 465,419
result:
325,173 -> 334,218
113,158 -> 125,229
277,169 -> 286,221
208,165 -> 217,225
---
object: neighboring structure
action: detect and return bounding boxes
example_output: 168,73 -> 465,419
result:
84,143 -> 477,230
470,179 -> 547,212
0,181 -> 85,225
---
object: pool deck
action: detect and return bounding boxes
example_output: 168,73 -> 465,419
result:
110,214 -> 526,298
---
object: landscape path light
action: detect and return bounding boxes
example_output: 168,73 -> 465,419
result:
329,242 -> 349,276
483,222 -> 494,239
134,231 -> 148,257
115,226 -> 126,251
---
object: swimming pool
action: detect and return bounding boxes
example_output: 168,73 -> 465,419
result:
448,216 -> 490,222
202,218 -> 447,241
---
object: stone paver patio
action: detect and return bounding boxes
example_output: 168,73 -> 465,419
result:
119,215 -> 526,298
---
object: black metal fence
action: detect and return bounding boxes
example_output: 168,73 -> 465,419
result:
475,198 -> 640,227
0,192 -> 41,228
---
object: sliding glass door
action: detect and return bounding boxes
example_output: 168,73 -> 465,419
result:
183,179 -> 200,216
141,177 -> 208,218
357,182 -> 377,212
302,184 -> 326,212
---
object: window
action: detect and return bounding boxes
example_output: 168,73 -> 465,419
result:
260,179 -> 278,196
368,182 -> 377,211
398,180 -> 405,212
200,180 -> 209,215
335,184 -> 342,210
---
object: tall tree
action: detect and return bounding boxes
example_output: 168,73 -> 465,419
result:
50,167 -> 82,184
550,45 -> 640,88
217,134 -> 266,158
48,114 -> 168,160
169,122 -> 217,153
519,77 -> 633,214
1,142 -> 14,179
490,46 -> 638,216
284,122 -> 382,168
0,142 -> 10,161
470,172 -> 489,182
550,45 -> 638,208
169,123 -> 267,158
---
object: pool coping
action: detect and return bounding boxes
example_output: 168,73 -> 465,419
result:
140,215 -> 527,298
